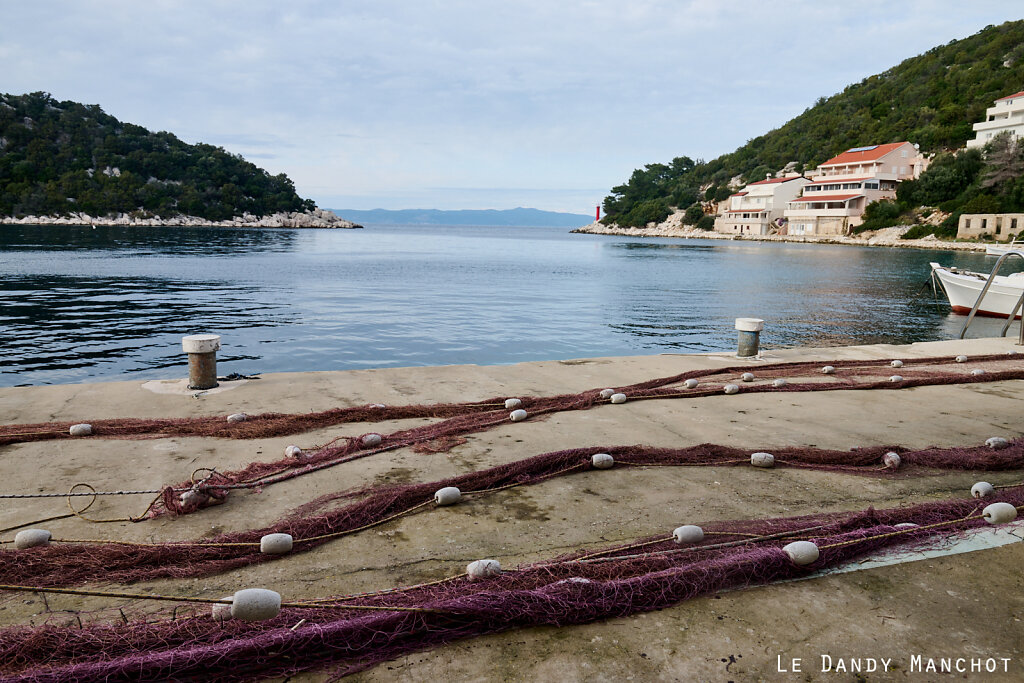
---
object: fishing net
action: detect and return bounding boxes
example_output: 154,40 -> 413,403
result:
2,439 -> 1021,588
0,488 -> 1018,682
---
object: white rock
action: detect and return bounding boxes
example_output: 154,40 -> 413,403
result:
68,423 -> 92,437
982,502 -> 1017,524
723,384 -> 739,395
504,398 -> 522,409
889,375 -> 903,382
230,588 -> 282,621
955,354 -> 968,363
260,533 -> 293,555
509,409 -> 528,422
211,596 -> 233,621
226,413 -> 247,423
890,360 -> 904,368
683,379 -> 699,389
971,482 -> 995,499
284,445 -> 304,459
822,365 -> 835,374
986,437 -> 1010,450
591,453 -> 614,469
741,372 -> 755,382
750,452 -> 775,468
882,452 -> 901,469
13,528 -> 51,549
672,525 -> 704,544
361,433 -> 383,447
609,393 -> 627,404
772,378 -> 787,388
434,486 -> 462,506
599,388 -> 616,399
783,541 -> 819,565
466,558 -> 502,580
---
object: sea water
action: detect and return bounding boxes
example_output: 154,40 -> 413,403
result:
0,223 -> 1014,386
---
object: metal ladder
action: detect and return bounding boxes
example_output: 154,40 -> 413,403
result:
959,250 -> 1024,343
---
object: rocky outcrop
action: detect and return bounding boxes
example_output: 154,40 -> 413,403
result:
0,208 -> 362,229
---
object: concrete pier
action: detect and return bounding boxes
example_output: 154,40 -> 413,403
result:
1,336 -> 1022,681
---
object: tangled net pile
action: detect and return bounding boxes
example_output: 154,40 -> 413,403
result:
0,488 -> 1020,682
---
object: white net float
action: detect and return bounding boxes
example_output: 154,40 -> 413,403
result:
211,596 -> 233,621
723,384 -> 739,395
889,375 -> 903,382
971,482 -> 995,499
955,354 -> 968,363
822,365 -> 835,374
361,433 -> 383,447
672,525 -> 704,544
504,398 -> 522,409
982,502 -> 1017,525
609,393 -> 627,404
683,379 -> 699,389
260,533 -> 293,555
772,378 -> 787,388
284,445 -> 303,459
883,452 -> 901,469
750,452 -> 775,468
13,529 -> 51,549
179,489 -> 206,508
434,486 -> 462,505
230,588 -> 281,621
591,453 -> 614,469
783,541 -> 819,565
894,523 -> 918,529
741,372 -> 755,382
599,389 -> 616,399
890,360 -> 904,368
69,423 -> 92,436
466,558 -> 502,580
970,368 -> 985,376
986,437 -> 1009,450
226,413 -> 248,423
509,409 -> 528,422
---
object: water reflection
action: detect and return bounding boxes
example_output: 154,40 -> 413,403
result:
0,224 -> 299,256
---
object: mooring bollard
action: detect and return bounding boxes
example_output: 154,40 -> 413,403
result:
735,318 -> 764,357
182,334 -> 221,389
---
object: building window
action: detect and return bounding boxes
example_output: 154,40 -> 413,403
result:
965,219 -> 971,228
982,219 -> 988,229
1012,218 -> 1018,231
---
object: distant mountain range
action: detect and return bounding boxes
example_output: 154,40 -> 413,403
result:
327,207 -> 593,227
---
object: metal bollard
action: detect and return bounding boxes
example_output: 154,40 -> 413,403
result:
182,334 -> 221,389
735,318 -> 764,357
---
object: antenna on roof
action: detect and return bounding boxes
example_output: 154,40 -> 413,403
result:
766,174 -> 771,180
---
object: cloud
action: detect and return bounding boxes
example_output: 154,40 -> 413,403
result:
1,1 -> 1021,209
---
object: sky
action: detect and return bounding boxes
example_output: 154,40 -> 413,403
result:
1,2 -> 1022,213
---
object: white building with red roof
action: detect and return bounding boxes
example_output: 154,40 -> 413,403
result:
967,90 -> 1024,149
783,141 -> 927,236
713,174 -> 810,235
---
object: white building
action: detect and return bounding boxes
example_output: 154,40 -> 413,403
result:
713,175 -> 810,235
967,90 -> 1024,149
783,142 -> 927,236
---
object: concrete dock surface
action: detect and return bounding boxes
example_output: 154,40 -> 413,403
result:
1,336 -> 1022,681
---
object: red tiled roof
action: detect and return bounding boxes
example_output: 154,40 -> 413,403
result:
996,90 -> 1024,101
748,176 -> 804,185
790,193 -> 862,203
819,142 -> 909,167
807,176 -> 872,185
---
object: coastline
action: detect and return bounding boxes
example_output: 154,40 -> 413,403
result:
0,208 -> 362,229
572,219 -> 987,252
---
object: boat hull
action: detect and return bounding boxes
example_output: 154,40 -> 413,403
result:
930,262 -> 1024,319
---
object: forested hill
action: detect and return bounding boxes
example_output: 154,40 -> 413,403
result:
0,92 -> 314,220
604,20 -> 1024,227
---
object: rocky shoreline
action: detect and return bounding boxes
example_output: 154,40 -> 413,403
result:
0,208 -> 362,229
572,216 -> 986,252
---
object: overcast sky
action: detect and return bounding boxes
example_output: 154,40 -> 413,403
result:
1,2 -> 1021,213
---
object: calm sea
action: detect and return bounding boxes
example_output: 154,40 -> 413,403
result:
0,223 -> 1015,387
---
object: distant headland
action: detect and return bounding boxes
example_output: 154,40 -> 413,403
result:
327,207 -> 593,227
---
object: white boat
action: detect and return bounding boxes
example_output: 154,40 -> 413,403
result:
985,238 -> 1024,256
930,262 -> 1024,318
